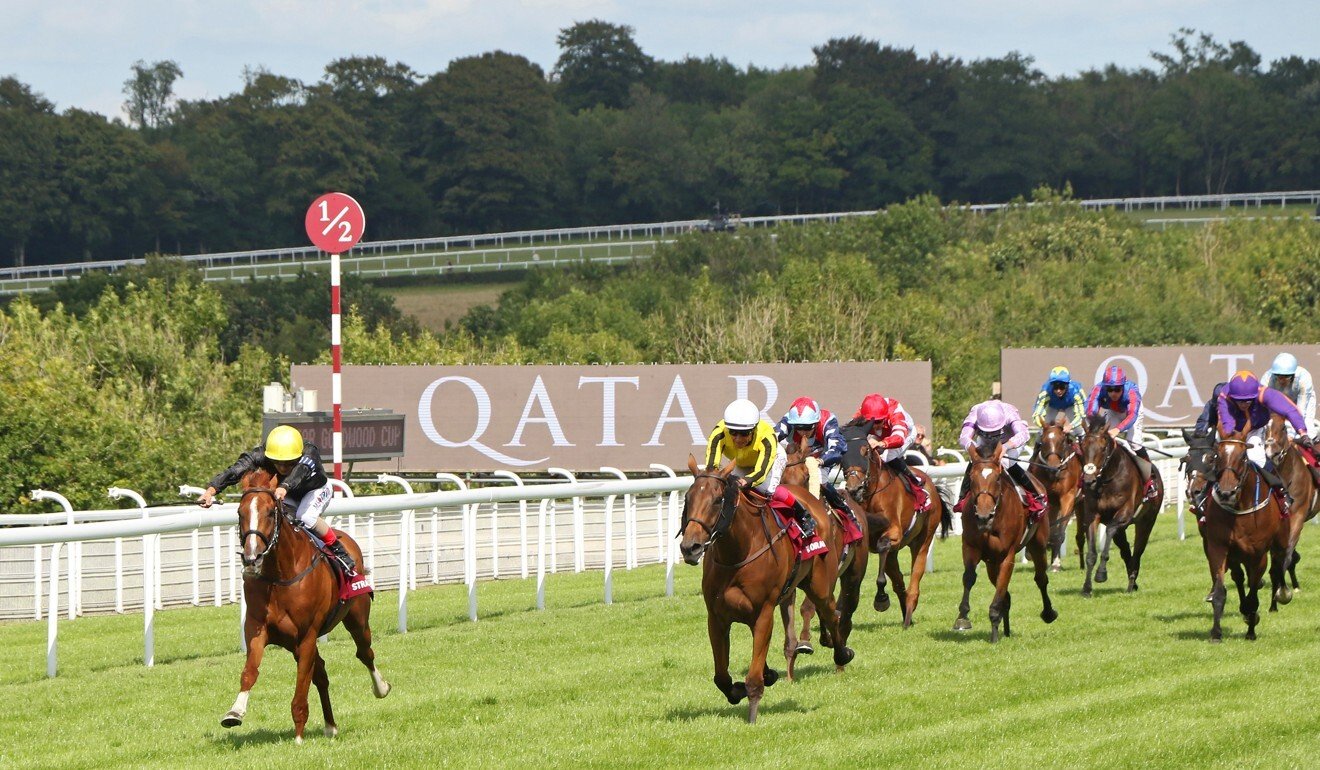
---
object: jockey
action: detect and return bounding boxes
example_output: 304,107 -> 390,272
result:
705,398 -> 821,546
1193,382 -> 1229,438
853,393 -> 930,511
958,400 -> 1047,515
1261,352 -> 1318,437
1031,365 -> 1086,439
774,395 -> 856,521
198,425 -> 355,571
1217,370 -> 1313,512
1085,365 -> 1159,502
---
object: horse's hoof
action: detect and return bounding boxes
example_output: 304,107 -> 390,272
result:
1041,608 -> 1058,624
874,594 -> 891,613
1095,569 -> 1108,583
374,681 -> 392,699
1081,589 -> 1092,599
952,618 -> 972,632
795,643 -> 814,656
220,712 -> 243,729
1275,587 -> 1294,606
1246,630 -> 1257,641
727,682 -> 748,705
324,725 -> 338,739
1204,591 -> 1214,603
764,668 -> 779,687
1209,636 -> 1222,644
1049,564 -> 1061,574
834,646 -> 855,667
295,736 -> 304,745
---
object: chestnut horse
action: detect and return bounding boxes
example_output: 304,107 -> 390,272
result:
778,436 -> 869,661
838,421 -> 950,629
221,469 -> 390,741
679,456 -> 854,723
1030,419 -> 1083,571
1077,414 -> 1162,597
952,441 -> 1057,642
1264,414 -> 1320,603
1202,424 -> 1292,641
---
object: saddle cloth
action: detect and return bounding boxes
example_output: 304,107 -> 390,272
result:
297,526 -> 373,601
769,504 -> 829,559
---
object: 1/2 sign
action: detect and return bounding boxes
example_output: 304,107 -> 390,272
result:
305,192 -> 366,254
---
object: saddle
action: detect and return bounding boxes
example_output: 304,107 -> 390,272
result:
769,506 -> 829,559
296,525 -> 373,602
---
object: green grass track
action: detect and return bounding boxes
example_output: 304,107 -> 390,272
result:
2,513 -> 1317,767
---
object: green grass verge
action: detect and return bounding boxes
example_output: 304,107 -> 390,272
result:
2,514 -> 1318,767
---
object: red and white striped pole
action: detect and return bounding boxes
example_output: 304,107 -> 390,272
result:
305,192 -> 365,482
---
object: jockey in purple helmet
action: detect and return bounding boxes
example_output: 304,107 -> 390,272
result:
1217,370 -> 1313,512
1085,365 -> 1159,502
955,400 -> 1047,515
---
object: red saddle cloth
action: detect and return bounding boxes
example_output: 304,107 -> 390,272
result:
302,529 -> 373,601
769,504 -> 829,559
834,508 -> 865,545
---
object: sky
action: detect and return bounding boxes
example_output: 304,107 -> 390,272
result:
3,1 -> 1316,120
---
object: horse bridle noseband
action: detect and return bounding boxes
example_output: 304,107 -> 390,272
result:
238,488 -> 282,563
679,473 -> 737,544
967,459 -> 1004,520
1081,433 -> 1119,491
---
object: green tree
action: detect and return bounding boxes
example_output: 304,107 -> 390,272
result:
122,59 -> 184,130
553,20 -> 655,111
0,85 -> 62,266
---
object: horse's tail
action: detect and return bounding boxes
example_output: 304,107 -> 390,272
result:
936,484 -> 955,539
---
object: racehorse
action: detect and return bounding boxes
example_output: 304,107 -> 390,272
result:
221,469 -> 390,741
952,440 -> 1057,642
679,456 -> 854,723
1264,414 -> 1320,602
1077,414 -> 1162,597
1202,423 -> 1292,641
778,436 -> 868,661
1179,428 -> 1217,521
838,420 -> 950,629
1030,418 -> 1083,571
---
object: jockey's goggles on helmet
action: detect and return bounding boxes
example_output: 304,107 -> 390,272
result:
728,428 -> 753,437
793,423 -> 816,432
1105,385 -> 1122,393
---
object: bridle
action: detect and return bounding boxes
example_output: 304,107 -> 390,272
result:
1212,438 -> 1251,499
1080,431 -> 1119,493
679,473 -> 738,545
967,458 -> 1005,525
1032,427 -> 1077,476
238,488 -> 282,567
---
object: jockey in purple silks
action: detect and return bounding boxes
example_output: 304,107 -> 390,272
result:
1217,370 -> 1314,513
955,400 -> 1046,515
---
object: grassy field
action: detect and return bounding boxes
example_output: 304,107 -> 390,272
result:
2,514 -> 1318,768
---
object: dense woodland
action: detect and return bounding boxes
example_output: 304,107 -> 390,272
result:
2,24 -> 1319,267
4,198 -> 1317,508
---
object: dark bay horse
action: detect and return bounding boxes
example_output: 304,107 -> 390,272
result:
1030,419 -> 1083,571
953,441 -> 1057,642
1202,425 -> 1291,641
679,456 -> 854,723
222,469 -> 390,741
779,437 -> 868,661
1077,414 -> 1162,597
839,421 -> 950,629
1264,414 -> 1320,600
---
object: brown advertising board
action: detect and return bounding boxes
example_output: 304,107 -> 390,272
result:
289,362 -> 931,472
1001,345 -> 1320,427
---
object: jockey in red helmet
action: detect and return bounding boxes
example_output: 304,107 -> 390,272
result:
853,393 -> 930,511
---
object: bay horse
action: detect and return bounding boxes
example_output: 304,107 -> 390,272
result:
952,440 -> 1057,642
1264,414 -> 1320,603
679,456 -> 854,723
778,436 -> 868,663
1077,413 -> 1162,597
1178,427 -> 1217,520
838,420 -> 950,629
1202,423 -> 1291,641
1030,419 -> 1083,571
221,469 -> 390,741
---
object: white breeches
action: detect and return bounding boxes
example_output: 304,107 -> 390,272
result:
291,482 -> 334,529
734,450 -> 787,496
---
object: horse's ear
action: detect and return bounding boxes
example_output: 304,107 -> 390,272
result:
992,442 -> 1005,463
717,459 -> 737,477
1181,427 -> 1194,442
797,433 -> 809,453
1053,415 -> 1066,428
687,454 -> 699,475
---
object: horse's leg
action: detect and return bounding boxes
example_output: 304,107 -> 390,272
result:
872,541 -> 893,612
802,569 -> 854,672
1095,522 -> 1114,584
1111,528 -> 1135,593
1048,511 -> 1067,572
1075,513 -> 1087,572
1289,549 -> 1301,591
708,614 -> 742,704
987,556 -> 1014,643
799,595 -> 821,653
1244,553 -> 1267,641
1271,538 -> 1292,610
953,541 -> 978,631
834,550 -> 865,652
1207,544 -> 1228,643
885,553 -> 908,624
311,652 -> 337,739
1029,525 -> 1058,624
903,527 -> 937,629
341,599 -> 391,698
290,637 -> 319,743
222,623 -> 268,728
745,604 -> 778,724
1128,507 -> 1158,593
1229,562 -> 1247,612
778,595 -> 800,682
1082,516 -> 1098,598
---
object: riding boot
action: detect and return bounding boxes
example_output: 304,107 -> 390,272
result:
820,482 -> 863,542
1131,445 -> 1159,502
954,475 -> 971,514
887,456 -> 931,511
326,537 -> 356,572
1007,463 -> 1047,516
1259,462 -> 1294,515
792,500 -> 817,540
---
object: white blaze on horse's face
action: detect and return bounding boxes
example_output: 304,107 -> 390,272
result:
243,498 -> 265,569
980,466 -> 994,480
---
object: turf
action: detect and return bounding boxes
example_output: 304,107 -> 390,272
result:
2,513 -> 1317,768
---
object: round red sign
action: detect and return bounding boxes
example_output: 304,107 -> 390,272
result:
305,192 -> 366,254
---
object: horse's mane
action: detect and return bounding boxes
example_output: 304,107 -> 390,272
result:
242,468 -> 279,490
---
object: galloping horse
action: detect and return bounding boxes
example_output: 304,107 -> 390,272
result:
222,469 -> 390,741
679,456 -> 854,723
1264,414 -> 1320,600
952,440 -> 1057,642
1077,414 -> 1162,597
1179,428 -> 1217,520
778,437 -> 868,660
1030,419 -> 1083,571
838,420 -> 950,629
1202,424 -> 1292,641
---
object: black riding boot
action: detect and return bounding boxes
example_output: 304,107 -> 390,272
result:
887,456 -> 931,510
1130,445 -> 1159,501
1007,463 -> 1046,513
328,539 -> 357,572
793,500 -> 817,539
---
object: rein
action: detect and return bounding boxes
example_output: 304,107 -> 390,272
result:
680,474 -> 786,569
1210,439 -> 1272,515
239,487 -> 322,587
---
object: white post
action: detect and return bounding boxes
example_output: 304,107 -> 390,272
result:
651,464 -> 680,597
436,473 -> 476,621
603,493 -> 616,604
376,474 -> 414,634
31,490 -> 77,618
492,471 -> 527,580
536,498 -> 550,610
47,543 -> 62,678
548,468 -> 581,572
601,468 -> 630,574
33,544 -> 43,620
109,488 -> 150,613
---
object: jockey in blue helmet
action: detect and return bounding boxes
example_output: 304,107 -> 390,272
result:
1032,365 -> 1086,439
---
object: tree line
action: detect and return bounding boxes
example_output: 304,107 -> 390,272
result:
1,25 -> 1317,269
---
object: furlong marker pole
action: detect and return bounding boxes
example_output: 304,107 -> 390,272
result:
331,251 -> 342,480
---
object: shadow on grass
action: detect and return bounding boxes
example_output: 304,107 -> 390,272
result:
664,698 -> 812,722
1152,611 -> 1207,622
929,629 -> 989,644
210,726 -> 297,747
